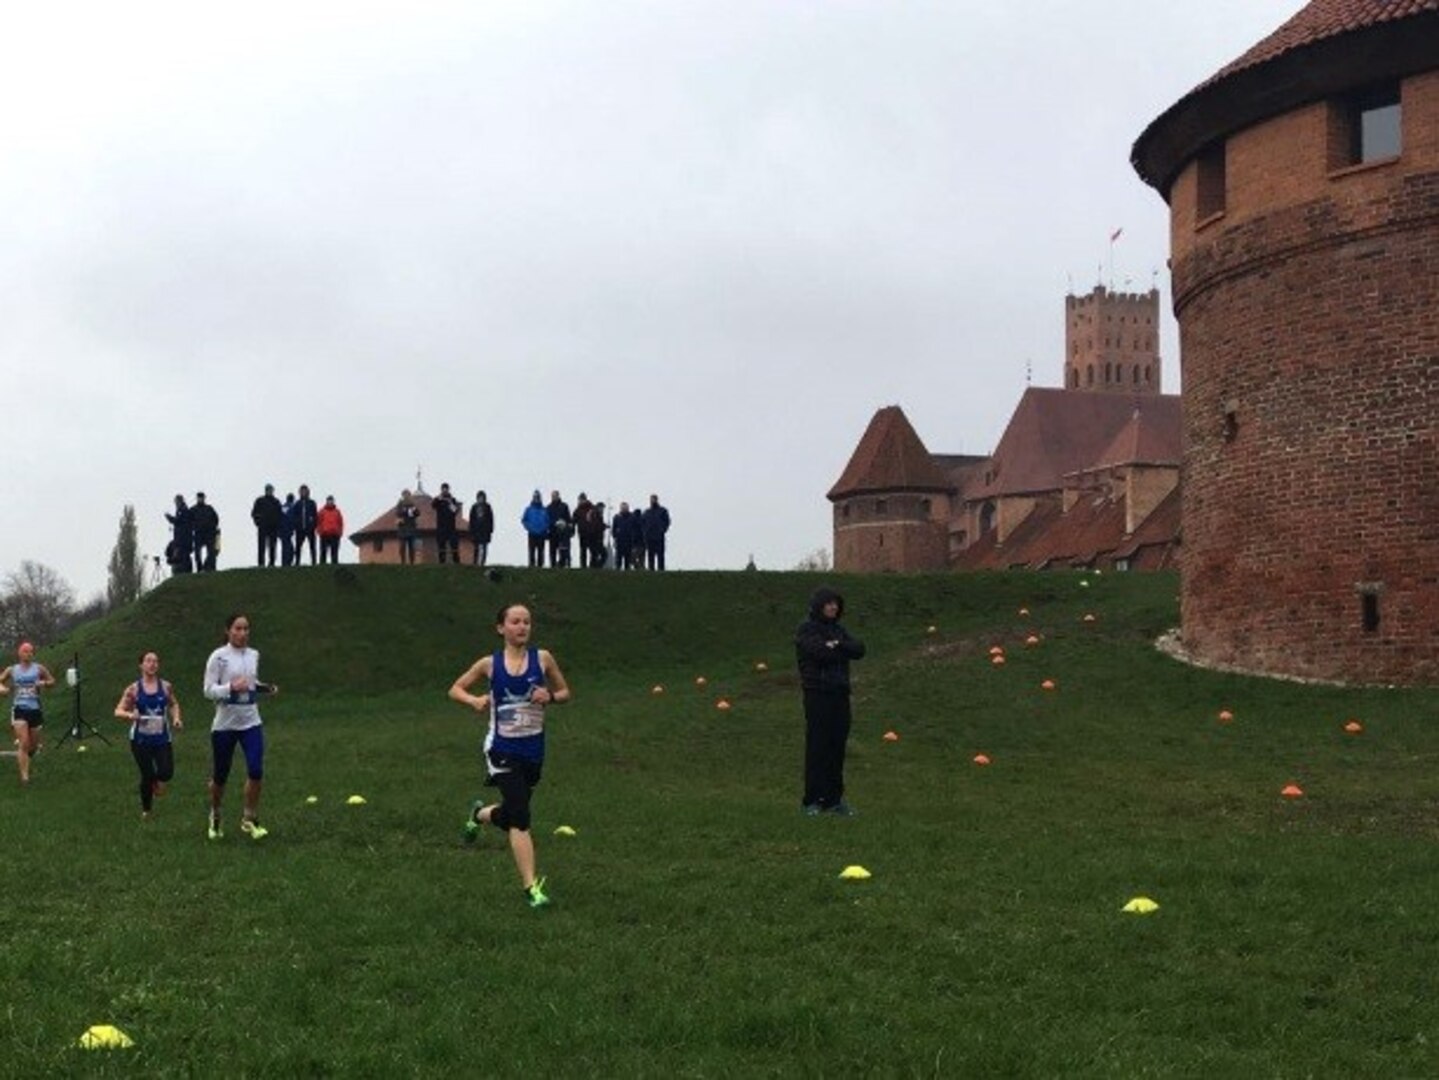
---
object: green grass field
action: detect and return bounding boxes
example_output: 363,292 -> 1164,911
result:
4,565 -> 1438,1077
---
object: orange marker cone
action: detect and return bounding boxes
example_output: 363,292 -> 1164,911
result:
1018,607 -> 1030,617
1041,679 -> 1056,691
1082,613 -> 1097,623
695,676 -> 707,687
1218,709 -> 1234,723
988,645 -> 1004,656
716,699 -> 731,711
991,654 -> 1006,667
883,730 -> 900,742
1025,635 -> 1040,647
972,753 -> 991,766
1343,719 -> 1363,734
1281,784 -> 1304,798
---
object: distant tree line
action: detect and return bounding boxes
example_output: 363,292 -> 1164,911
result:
0,504 -> 147,647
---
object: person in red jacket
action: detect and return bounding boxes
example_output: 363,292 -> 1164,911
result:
316,495 -> 345,565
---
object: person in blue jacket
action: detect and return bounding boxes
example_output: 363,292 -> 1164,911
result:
521,491 -> 550,569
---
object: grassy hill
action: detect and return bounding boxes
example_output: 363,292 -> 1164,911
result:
6,565 -> 1439,1076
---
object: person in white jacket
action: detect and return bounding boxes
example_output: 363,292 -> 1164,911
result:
203,613 -> 278,841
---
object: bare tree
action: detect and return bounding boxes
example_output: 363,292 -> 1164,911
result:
793,547 -> 832,572
107,504 -> 145,608
0,561 -> 77,646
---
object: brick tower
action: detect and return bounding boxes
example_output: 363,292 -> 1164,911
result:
1064,286 -> 1163,394
1133,0 -> 1439,684
829,406 -> 954,572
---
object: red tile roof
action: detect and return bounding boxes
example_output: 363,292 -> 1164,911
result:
351,490 -> 484,539
828,406 -> 954,499
969,389 -> 1181,499
1088,406 -> 1182,471
1208,0 -> 1439,85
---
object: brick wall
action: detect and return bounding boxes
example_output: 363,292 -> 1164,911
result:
1167,69 -> 1439,684
1065,287 -> 1164,393
833,493 -> 948,571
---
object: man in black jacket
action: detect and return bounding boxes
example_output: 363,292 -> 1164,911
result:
546,490 -> 572,568
293,485 -> 319,565
192,492 -> 220,572
432,482 -> 462,564
251,484 -> 283,567
794,586 -> 866,816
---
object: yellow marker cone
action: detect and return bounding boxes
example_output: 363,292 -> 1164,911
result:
78,1025 -> 135,1050
554,825 -> 577,837
754,661 -> 769,672
77,745 -> 89,754
346,795 -> 367,806
651,685 -> 665,695
694,676 -> 707,687
1018,607 -> 1030,617
305,796 -> 319,805
839,865 -> 872,881
926,625 -> 938,635
1122,897 -> 1159,914
1082,613 -> 1097,623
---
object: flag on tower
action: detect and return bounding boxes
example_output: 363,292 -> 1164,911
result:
1110,227 -> 1124,242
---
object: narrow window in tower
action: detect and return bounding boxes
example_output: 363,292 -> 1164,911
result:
1195,140 -> 1226,221
1361,592 -> 1380,633
1132,365 -> 1140,385
841,504 -> 850,519
875,499 -> 887,514
1105,362 -> 1112,383
1087,365 -> 1094,387
1222,401 -> 1239,443
1331,82 -> 1402,168
1069,368 -> 1078,388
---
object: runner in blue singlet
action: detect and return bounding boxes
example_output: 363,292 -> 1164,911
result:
114,651 -> 184,819
448,603 -> 572,909
0,642 -> 56,785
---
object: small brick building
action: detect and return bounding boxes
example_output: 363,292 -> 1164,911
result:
1132,0 -> 1439,684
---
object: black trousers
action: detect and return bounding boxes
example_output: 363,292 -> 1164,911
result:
257,528 -> 278,567
436,532 -> 459,563
527,535 -> 546,567
131,741 -> 175,812
802,690 -> 851,809
319,535 -> 340,564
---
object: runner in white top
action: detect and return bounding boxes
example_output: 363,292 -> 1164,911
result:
202,614 -> 278,841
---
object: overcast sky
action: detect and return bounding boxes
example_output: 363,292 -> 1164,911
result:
2,0 -> 1302,598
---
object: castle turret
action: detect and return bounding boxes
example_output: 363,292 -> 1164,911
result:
828,406 -> 953,572
1133,0 -> 1439,684
1064,286 -> 1162,394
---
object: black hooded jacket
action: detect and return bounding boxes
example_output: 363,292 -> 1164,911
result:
794,587 -> 866,693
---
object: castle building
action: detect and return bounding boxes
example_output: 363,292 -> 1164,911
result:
831,286 -> 1182,574
1132,0 -> 1439,684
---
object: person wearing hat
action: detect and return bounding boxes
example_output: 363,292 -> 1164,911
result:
794,586 -> 865,816
251,484 -> 283,567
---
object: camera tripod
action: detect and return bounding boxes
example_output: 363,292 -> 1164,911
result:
55,652 -> 110,749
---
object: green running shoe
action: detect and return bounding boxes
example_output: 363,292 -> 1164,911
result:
240,818 -> 269,841
461,800 -> 485,844
207,815 -> 223,841
526,877 -> 550,909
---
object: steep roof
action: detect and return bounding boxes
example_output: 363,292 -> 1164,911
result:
968,389 -> 1181,499
1132,0 -> 1439,195
350,490 -> 483,540
1088,406 -> 1182,471
828,405 -> 954,499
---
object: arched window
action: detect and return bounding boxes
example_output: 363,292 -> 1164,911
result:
1069,368 -> 1078,388
1105,362 -> 1112,383
1132,364 -> 1140,384
1087,365 -> 1094,386
980,502 -> 996,535
1144,365 -> 1152,383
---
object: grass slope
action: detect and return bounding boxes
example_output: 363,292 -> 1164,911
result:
4,565 -> 1438,1077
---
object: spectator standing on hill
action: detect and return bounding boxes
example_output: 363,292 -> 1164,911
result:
469,491 -> 494,567
573,494 -> 595,568
396,490 -> 420,565
449,602 -> 573,910
293,485 -> 319,565
316,495 -> 345,564
113,651 -> 183,820
279,493 -> 298,566
521,491 -> 549,568
203,613 -> 276,841
165,495 -> 194,574
578,500 -> 607,568
251,484 -> 283,567
546,491 -> 572,568
192,493 -> 220,572
641,494 -> 671,571
0,642 -> 56,785
610,503 -> 633,571
795,586 -> 865,816
432,483 -> 462,564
